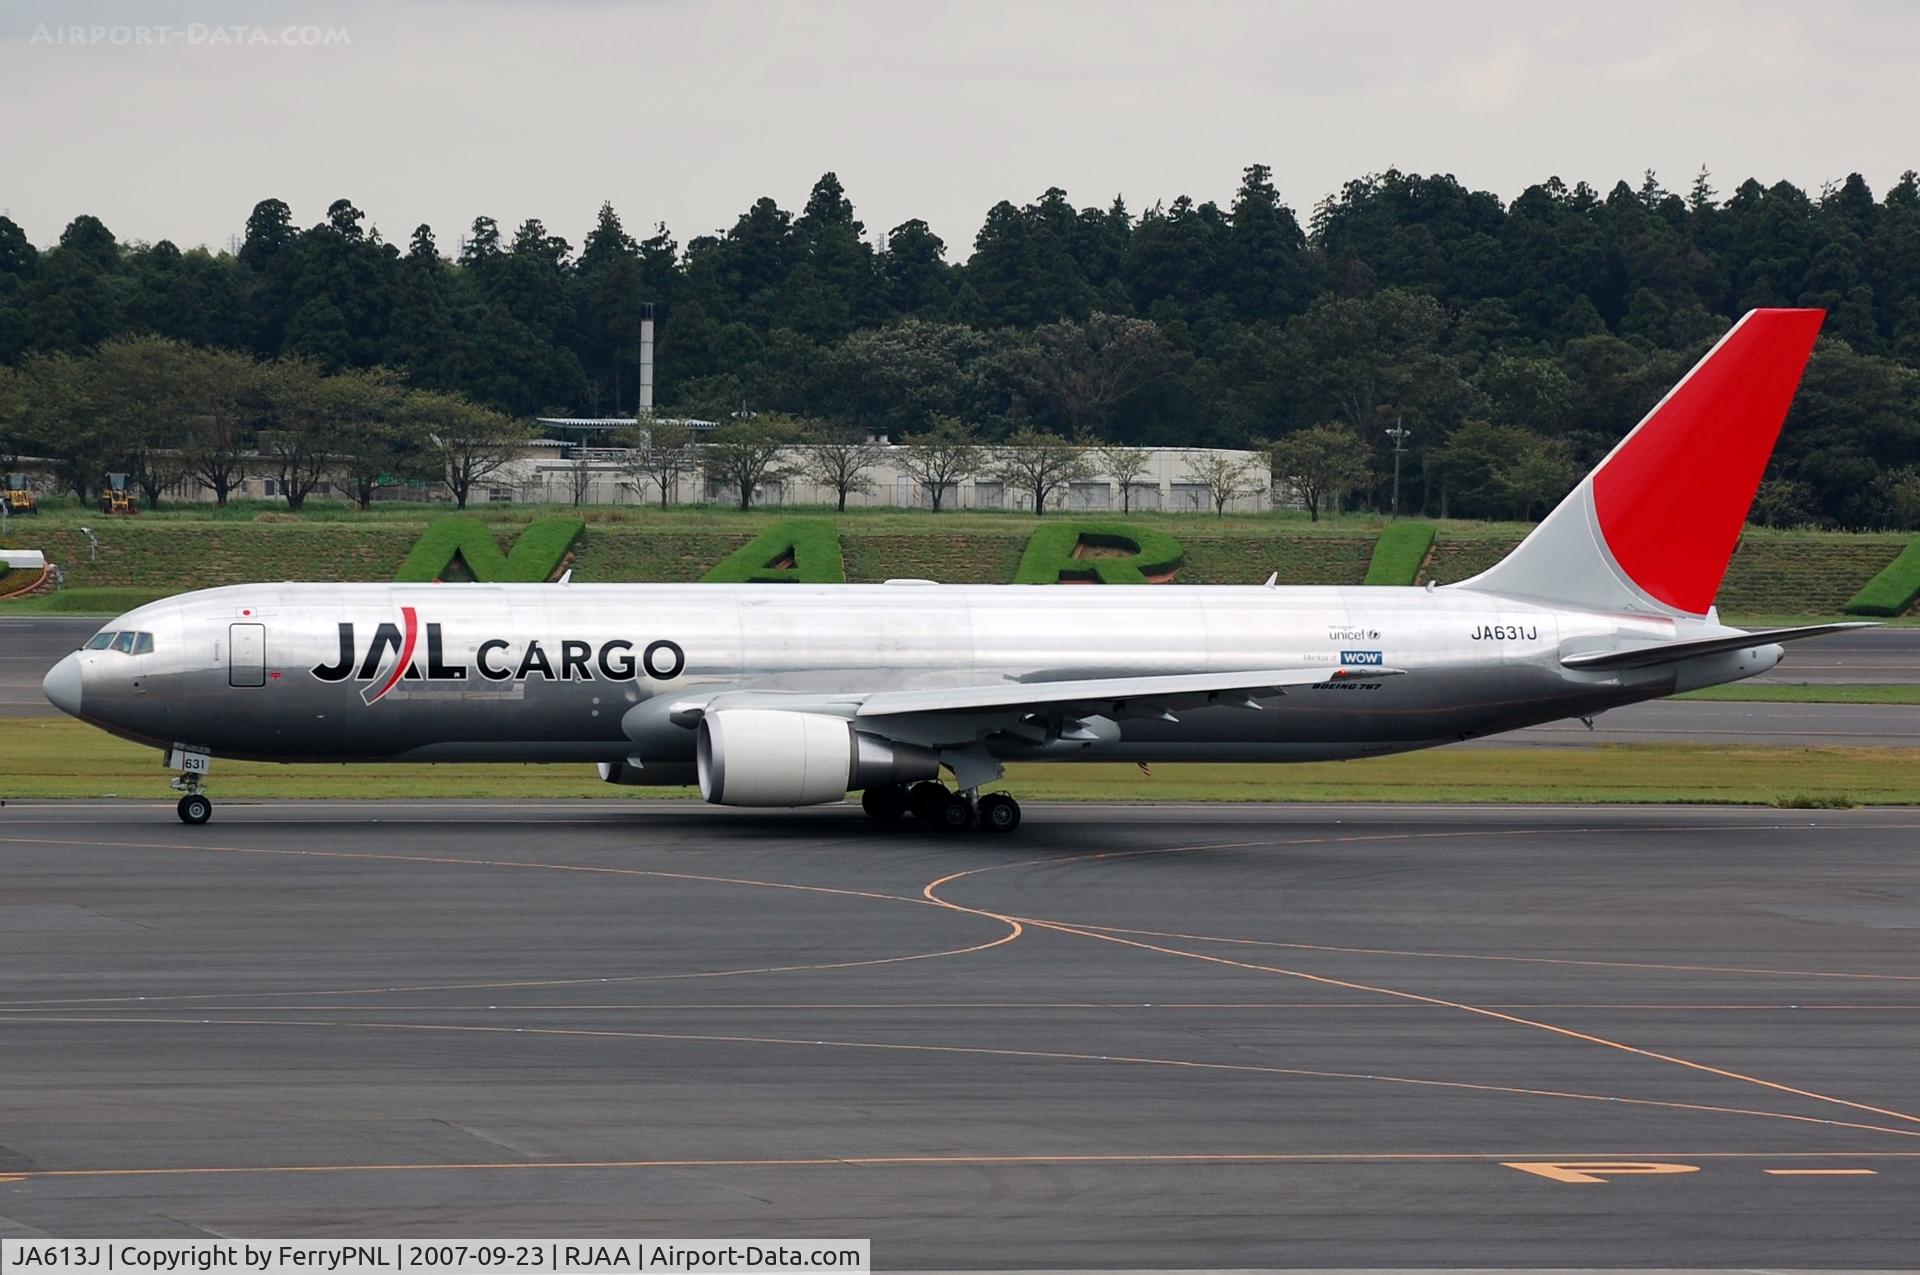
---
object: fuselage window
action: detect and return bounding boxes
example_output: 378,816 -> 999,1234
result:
132,632 -> 154,655
85,632 -> 116,650
110,631 -> 136,654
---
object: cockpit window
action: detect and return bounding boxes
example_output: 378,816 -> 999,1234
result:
85,630 -> 153,654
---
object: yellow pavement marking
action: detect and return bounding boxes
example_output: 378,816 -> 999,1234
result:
1764,1167 -> 1878,1176
1504,1161 -> 1702,1184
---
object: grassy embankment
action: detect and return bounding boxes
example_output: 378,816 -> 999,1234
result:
1675,683 -> 1920,704
0,717 -> 1912,805
3,498 -> 1913,623
1420,523 -> 1919,624
0,499 -> 1382,610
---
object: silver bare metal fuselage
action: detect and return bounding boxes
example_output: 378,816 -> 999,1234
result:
63,581 -> 1782,771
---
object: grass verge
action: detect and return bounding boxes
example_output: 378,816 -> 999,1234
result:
1720,612 -> 1920,629
2,719 -> 1913,805
0,587 -> 173,614
4,500 -> 1913,610
1674,683 -> 1920,704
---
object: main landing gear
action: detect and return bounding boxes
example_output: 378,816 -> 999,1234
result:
861,782 -> 1021,833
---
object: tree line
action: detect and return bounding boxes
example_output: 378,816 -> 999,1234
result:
2,164 -> 1919,527
0,335 -> 1291,519
0,335 -> 538,510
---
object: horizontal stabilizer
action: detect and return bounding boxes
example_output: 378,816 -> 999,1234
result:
1560,622 -> 1877,671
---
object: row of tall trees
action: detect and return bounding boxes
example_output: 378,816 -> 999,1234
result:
0,336 -> 529,510
4,337 -> 1896,525
4,165 -> 1920,525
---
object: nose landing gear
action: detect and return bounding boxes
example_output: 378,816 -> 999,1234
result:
167,745 -> 213,824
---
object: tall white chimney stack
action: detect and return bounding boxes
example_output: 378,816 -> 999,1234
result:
638,303 -> 655,415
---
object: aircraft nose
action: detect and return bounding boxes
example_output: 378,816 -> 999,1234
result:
42,651 -> 83,718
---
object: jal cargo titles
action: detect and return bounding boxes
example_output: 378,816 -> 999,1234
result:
311,616 -> 685,687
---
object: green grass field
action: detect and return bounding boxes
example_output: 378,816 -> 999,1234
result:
1674,682 -> 1920,704
3,718 -> 1913,806
3,498 -> 1913,620
1,501 -> 1409,594
1715,611 -> 1920,629
0,587 -> 172,614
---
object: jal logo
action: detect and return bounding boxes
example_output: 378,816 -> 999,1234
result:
1340,649 -> 1385,665
310,607 -> 685,705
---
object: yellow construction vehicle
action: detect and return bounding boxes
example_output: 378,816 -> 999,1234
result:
100,472 -> 138,515
3,473 -> 37,516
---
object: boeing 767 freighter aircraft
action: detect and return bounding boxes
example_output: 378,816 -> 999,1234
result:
42,308 -> 1870,829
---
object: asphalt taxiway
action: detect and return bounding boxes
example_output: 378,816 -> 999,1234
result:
1476,698 -> 1920,747
0,618 -> 95,716
1743,624 -> 1920,683
2,800 -> 1918,1265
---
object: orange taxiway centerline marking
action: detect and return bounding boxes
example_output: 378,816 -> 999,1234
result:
2,1151 -> 1917,1183
20,1011 -> 1920,1143
1763,1167 -> 1879,1175
921,839 -> 1920,1132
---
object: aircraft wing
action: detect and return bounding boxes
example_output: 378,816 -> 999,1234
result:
1560,622 -> 1877,671
855,666 -> 1401,718
641,665 -> 1409,791
661,665 -> 1403,734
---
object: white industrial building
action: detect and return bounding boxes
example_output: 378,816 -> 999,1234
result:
499,427 -> 1281,514
14,426 -> 1282,514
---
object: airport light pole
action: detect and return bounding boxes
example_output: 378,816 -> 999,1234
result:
1386,419 -> 1412,520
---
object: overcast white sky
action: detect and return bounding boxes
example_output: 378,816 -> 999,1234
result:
3,0 -> 1916,257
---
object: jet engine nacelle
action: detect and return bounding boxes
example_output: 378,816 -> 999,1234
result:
696,709 -> 940,807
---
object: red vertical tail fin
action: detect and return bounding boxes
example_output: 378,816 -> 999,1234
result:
1462,309 -> 1824,616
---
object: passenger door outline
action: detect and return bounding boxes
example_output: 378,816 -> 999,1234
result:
229,623 -> 266,687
